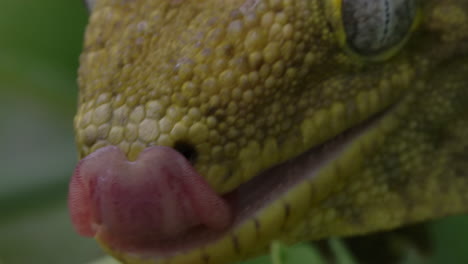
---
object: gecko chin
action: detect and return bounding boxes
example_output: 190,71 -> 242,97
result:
68,107 -> 389,259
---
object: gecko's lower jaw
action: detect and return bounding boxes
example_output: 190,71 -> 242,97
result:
67,106 -> 382,258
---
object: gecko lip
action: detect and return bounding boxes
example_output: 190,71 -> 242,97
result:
68,107 -> 388,258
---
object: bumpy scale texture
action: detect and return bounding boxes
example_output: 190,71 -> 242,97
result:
74,0 -> 468,263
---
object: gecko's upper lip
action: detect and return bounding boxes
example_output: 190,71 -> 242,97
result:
68,107 -> 386,258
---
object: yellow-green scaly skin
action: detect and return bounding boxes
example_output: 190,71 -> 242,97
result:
74,0 -> 468,263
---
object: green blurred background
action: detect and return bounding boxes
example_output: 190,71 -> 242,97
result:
0,1 -> 102,263
0,1 -> 468,264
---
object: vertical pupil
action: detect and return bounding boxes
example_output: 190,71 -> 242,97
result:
342,0 -> 416,56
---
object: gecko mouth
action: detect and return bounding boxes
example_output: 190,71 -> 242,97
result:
68,106 -> 389,259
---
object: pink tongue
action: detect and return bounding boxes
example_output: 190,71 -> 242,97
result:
68,145 -> 231,251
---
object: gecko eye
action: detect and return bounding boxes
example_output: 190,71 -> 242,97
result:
329,0 -> 420,60
83,0 -> 96,12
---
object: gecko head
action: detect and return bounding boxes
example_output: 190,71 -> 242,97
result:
71,0 -> 468,263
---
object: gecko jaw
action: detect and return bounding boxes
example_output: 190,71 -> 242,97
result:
68,105 -> 389,259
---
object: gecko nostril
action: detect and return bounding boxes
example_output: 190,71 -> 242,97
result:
173,141 -> 198,164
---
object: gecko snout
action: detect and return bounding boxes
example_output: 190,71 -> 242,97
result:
68,145 -> 232,252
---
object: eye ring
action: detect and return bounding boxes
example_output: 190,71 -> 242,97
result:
326,0 -> 421,61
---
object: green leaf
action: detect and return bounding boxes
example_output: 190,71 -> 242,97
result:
88,256 -> 121,264
328,238 -> 357,264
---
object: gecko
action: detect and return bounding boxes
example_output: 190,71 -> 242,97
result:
69,0 -> 468,263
